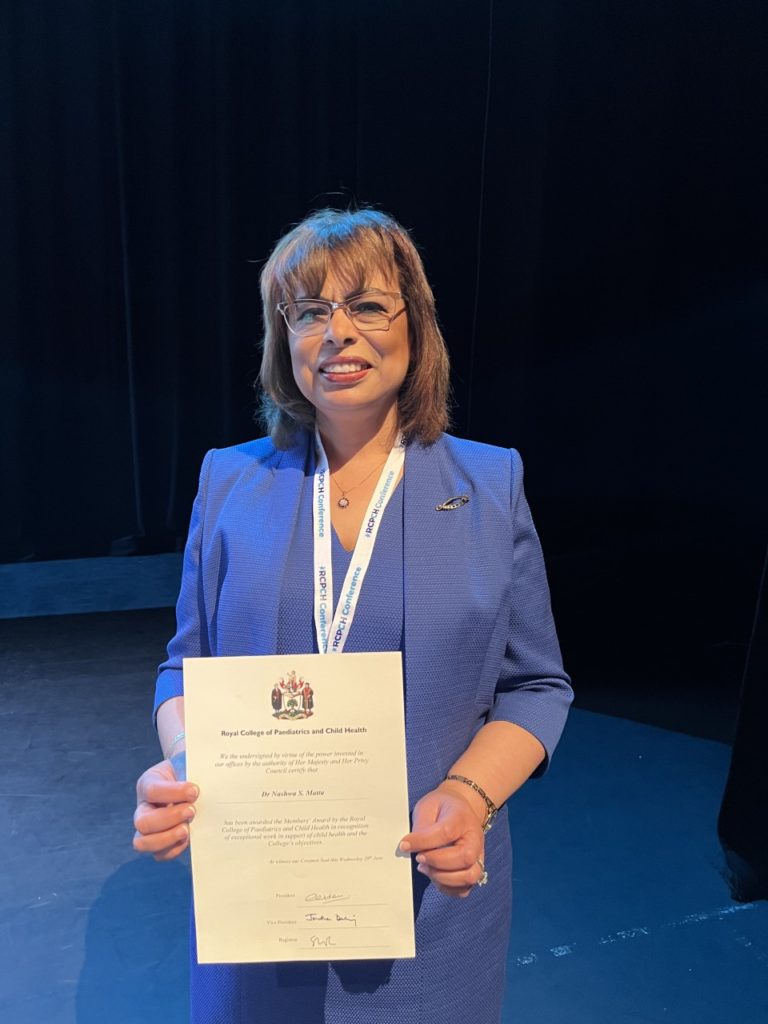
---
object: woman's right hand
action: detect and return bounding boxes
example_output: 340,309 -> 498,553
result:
133,759 -> 199,861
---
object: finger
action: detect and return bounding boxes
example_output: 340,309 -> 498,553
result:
139,777 -> 199,806
418,861 -> 484,890
134,800 -> 196,836
153,835 -> 191,862
400,818 -> 464,854
415,840 -> 481,872
435,882 -> 474,899
133,822 -> 191,856
416,862 -> 475,898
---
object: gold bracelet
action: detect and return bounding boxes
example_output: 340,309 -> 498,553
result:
445,774 -> 499,832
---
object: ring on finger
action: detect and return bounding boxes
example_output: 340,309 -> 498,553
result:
476,858 -> 489,887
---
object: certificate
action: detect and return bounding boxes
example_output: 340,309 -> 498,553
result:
184,652 -> 415,963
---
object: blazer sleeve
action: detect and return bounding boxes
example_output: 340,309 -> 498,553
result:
153,449 -> 215,722
487,448 -> 574,774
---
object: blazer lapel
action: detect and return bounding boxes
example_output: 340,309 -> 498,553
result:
402,437 -> 475,788
246,435 -> 313,656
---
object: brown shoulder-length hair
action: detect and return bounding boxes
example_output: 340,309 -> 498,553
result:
258,207 -> 451,449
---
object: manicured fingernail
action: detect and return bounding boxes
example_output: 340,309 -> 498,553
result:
415,854 -> 426,864
178,824 -> 190,840
187,785 -> 200,800
399,840 -> 411,853
416,863 -> 427,874
183,806 -> 196,821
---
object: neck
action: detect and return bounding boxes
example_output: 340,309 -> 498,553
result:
316,405 -> 399,471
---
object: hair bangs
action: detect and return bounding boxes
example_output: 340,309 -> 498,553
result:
273,219 -> 400,303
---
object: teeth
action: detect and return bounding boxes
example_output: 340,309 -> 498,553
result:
322,363 -> 367,374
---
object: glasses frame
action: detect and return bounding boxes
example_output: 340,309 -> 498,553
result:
277,290 -> 408,337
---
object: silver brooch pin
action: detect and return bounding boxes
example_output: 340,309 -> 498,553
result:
435,494 -> 470,511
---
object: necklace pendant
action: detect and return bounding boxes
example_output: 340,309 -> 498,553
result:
337,496 -> 350,509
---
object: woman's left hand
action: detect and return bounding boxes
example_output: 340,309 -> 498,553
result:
399,787 -> 486,898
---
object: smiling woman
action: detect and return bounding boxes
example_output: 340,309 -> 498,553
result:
259,207 -> 450,451
132,207 -> 573,1024
281,268 -> 411,438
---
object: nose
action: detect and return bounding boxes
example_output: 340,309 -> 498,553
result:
323,306 -> 357,345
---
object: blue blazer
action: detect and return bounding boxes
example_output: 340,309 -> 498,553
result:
155,431 -> 573,1023
156,432 -> 572,797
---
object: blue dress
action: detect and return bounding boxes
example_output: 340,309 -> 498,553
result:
190,480 -> 500,1022
157,433 -> 574,1024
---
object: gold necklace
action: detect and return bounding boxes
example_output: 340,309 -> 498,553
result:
331,459 -> 388,509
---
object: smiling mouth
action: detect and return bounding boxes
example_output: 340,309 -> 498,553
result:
319,362 -> 371,376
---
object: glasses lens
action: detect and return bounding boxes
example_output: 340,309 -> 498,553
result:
281,292 -> 401,335
283,300 -> 331,334
347,291 -> 398,329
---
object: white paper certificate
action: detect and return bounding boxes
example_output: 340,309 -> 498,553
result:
183,652 -> 415,963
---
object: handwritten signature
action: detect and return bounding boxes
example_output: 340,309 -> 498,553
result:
304,912 -> 357,926
305,892 -> 349,903
310,934 -> 337,948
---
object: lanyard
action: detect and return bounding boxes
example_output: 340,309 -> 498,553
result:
313,431 -> 405,654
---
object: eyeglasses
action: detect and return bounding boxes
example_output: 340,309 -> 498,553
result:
277,290 -> 407,337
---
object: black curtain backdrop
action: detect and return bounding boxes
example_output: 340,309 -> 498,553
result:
2,0 -> 767,688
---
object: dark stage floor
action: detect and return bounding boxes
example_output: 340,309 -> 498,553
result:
0,609 -> 766,1023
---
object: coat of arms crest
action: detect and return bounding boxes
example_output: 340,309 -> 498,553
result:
270,669 -> 315,720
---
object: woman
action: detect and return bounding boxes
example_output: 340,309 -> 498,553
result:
133,208 -> 573,1023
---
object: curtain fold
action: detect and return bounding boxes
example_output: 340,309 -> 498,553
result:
1,0 -> 766,699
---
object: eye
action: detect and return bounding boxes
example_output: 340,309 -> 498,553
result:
351,299 -> 387,314
293,302 -> 329,323
349,291 -> 395,318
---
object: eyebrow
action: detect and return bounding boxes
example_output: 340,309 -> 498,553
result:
297,286 -> 378,302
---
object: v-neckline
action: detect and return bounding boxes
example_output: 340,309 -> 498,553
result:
331,527 -> 356,557
330,477 -> 403,554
